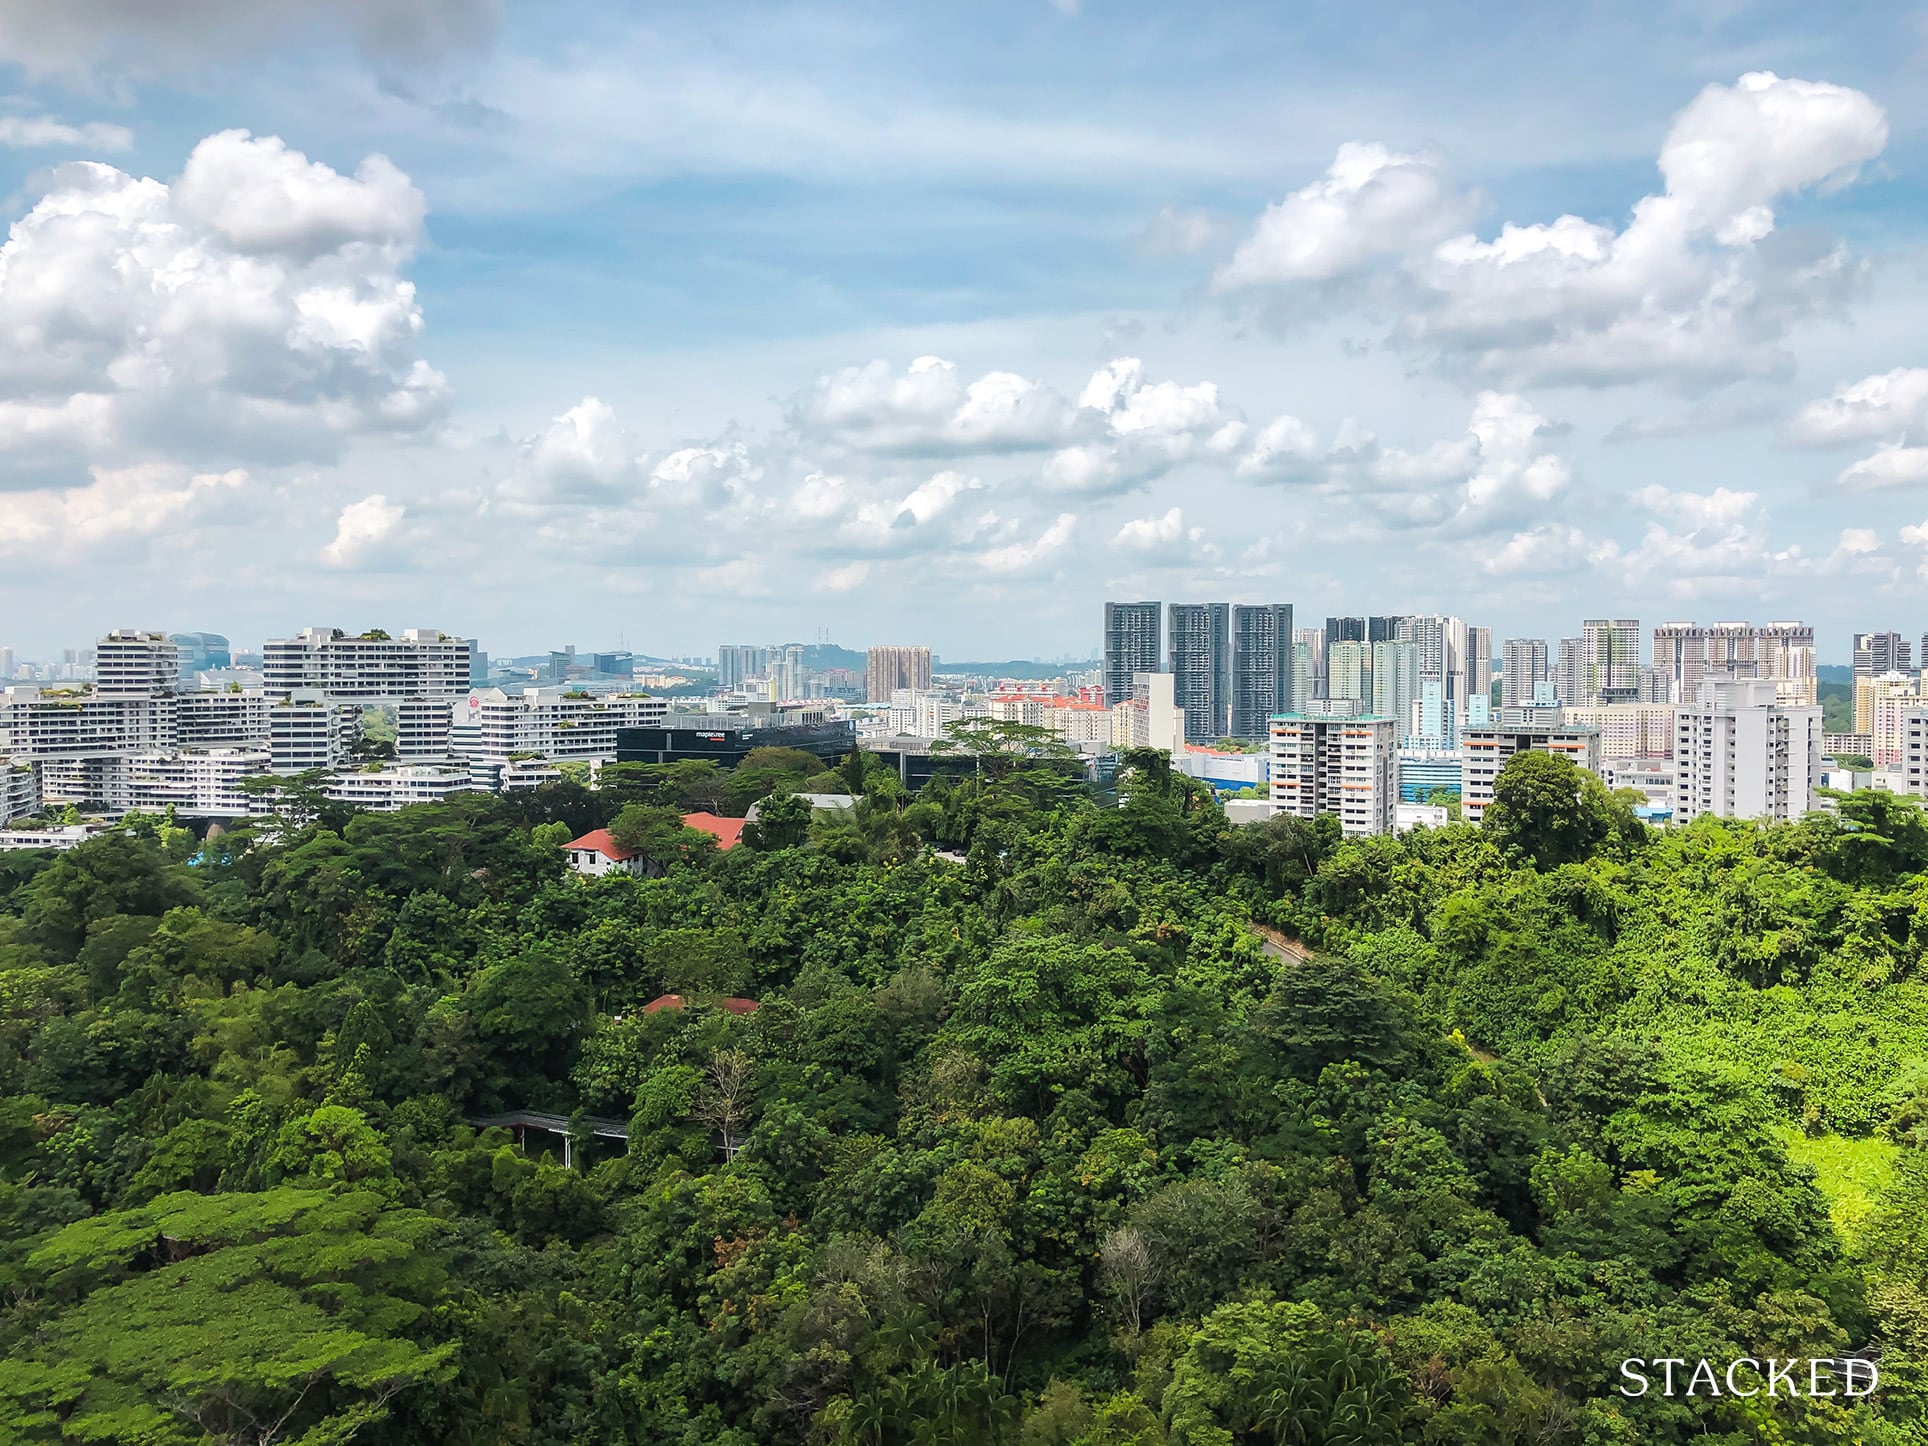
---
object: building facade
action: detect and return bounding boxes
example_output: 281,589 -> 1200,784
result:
1229,603 -> 1295,740
263,627 -> 474,701
1268,713 -> 1397,836
1103,602 -> 1161,707
1460,723 -> 1603,825
1673,679 -> 1822,821
1500,637 -> 1549,708
1168,603 -> 1231,743
865,646 -> 933,704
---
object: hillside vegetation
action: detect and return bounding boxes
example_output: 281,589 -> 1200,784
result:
0,747 -> 1924,1445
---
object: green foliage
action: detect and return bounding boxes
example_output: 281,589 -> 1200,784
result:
0,752 -> 1921,1444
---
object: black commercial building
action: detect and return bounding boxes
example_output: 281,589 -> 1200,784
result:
615,714 -> 855,768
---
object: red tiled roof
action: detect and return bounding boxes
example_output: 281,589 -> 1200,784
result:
565,827 -> 636,861
681,812 -> 746,850
641,993 -> 759,1015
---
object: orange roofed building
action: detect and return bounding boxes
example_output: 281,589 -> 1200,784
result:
680,812 -> 746,850
563,828 -> 651,878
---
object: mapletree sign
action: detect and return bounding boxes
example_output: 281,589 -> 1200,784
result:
1619,1358 -> 1878,1399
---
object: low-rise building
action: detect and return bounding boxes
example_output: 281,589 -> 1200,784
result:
563,828 -> 652,878
324,761 -> 482,812
0,821 -> 109,851
1460,723 -> 1603,825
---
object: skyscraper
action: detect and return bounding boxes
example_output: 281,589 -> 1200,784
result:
865,646 -> 932,703
717,645 -> 769,690
1324,616 -> 1367,652
1169,603 -> 1232,743
1327,641 -> 1372,708
1654,621 -> 1816,705
1556,636 -> 1584,705
1580,619 -> 1640,703
1468,626 -> 1492,706
1500,638 -> 1549,707
1854,631 -> 1912,732
1294,627 -> 1326,701
1371,640 -> 1420,742
1230,604 -> 1295,739
1104,602 -> 1162,708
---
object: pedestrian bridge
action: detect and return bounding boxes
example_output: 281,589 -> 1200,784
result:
469,1110 -> 629,1168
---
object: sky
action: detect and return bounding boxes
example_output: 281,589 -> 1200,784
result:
3,1 -> 1928,662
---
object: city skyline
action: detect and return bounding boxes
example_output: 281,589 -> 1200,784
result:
3,4 -> 1928,652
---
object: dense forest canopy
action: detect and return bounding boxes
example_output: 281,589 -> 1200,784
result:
1,744 -> 1926,1444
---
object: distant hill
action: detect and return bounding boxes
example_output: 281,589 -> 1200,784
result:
1818,663 -> 1852,684
801,644 -> 868,672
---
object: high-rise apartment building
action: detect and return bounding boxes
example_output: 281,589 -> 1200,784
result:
96,630 -> 180,697
1855,633 -> 1914,731
1168,604 -> 1231,742
264,627 -> 473,701
1562,704 -> 1677,760
1556,636 -> 1583,705
1370,640 -> 1420,744
1229,604 -> 1295,739
778,644 -> 806,700
1269,713 -> 1397,836
1460,723 -> 1603,825
1324,616 -> 1367,651
1673,679 -> 1821,821
865,646 -> 933,704
1103,602 -> 1161,707
1580,619 -> 1640,704
1468,627 -> 1493,706
1293,627 -> 1325,702
1653,621 -> 1816,706
717,645 -> 769,690
1500,638 -> 1549,707
1327,641 -> 1372,708
1862,672 -> 1920,768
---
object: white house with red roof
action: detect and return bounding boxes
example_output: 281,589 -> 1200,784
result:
562,827 -> 652,877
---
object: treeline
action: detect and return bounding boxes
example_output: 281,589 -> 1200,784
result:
0,745 -> 1924,1444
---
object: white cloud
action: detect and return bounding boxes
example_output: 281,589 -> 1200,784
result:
1215,142 -> 1470,289
0,114 -> 133,151
1791,367 -> 1928,445
1235,391 -> 1569,533
1041,357 -> 1244,497
793,355 -> 1079,456
0,465 -> 248,557
1219,73 -> 1889,388
1837,444 -> 1928,493
1110,506 -> 1218,565
321,493 -> 406,568
981,513 -> 1076,573
0,129 -> 447,479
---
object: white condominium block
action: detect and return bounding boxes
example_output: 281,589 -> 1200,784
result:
1269,714 -> 1396,837
1672,679 -> 1821,822
1460,724 -> 1603,824
264,627 -> 473,700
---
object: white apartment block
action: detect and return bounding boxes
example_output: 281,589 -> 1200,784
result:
178,690 -> 272,748
447,688 -> 670,785
325,761 -> 483,812
1460,724 -> 1603,825
264,627 -> 474,701
269,692 -> 358,775
1560,704 -> 1676,760
1672,680 -> 1821,822
95,630 -> 181,697
125,749 -> 272,818
1269,714 -> 1397,836
0,759 -> 38,826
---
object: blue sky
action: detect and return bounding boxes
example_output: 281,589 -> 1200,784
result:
3,0 -> 1928,661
